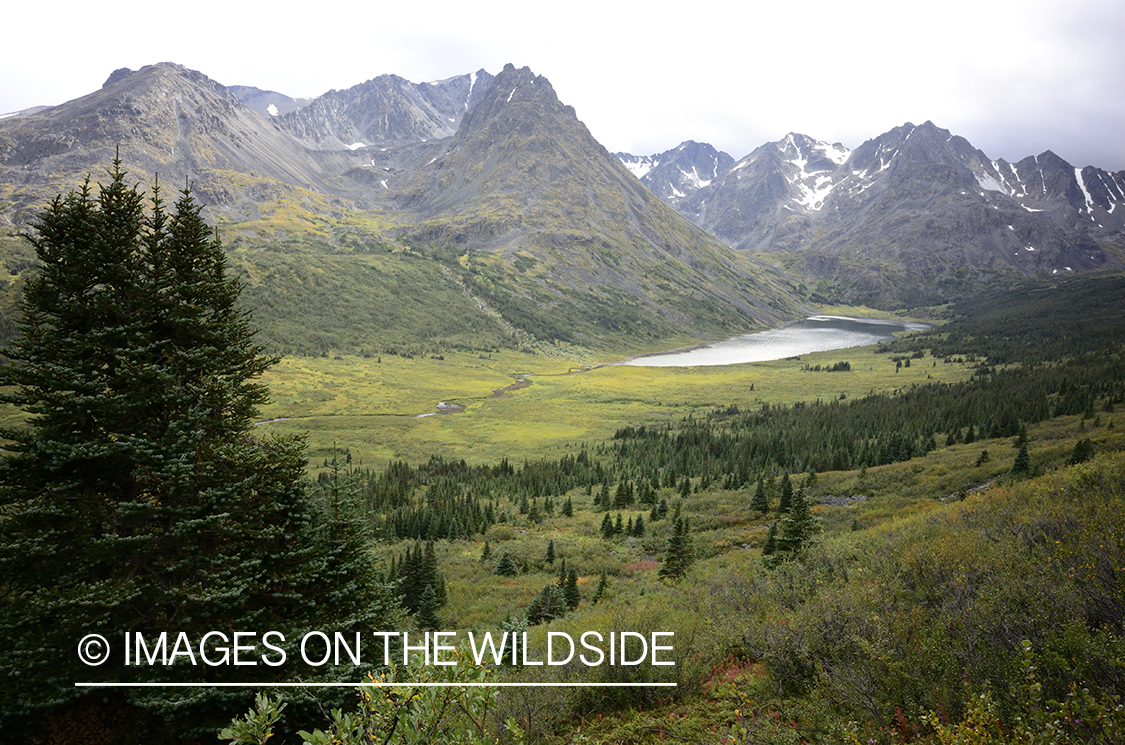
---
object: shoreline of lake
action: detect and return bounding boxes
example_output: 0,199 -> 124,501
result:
622,315 -> 932,368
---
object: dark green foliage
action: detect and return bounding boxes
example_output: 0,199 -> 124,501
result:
0,162 -> 401,739
658,515 -> 693,580
1012,443 -> 1031,475
598,482 -> 611,510
632,513 -> 646,537
975,449 -> 991,466
525,583 -> 568,626
778,473 -> 794,514
1069,438 -> 1095,465
761,521 -> 779,556
885,274 -> 1125,365
776,488 -> 820,556
481,540 -> 492,563
600,512 -> 616,539
592,570 -> 608,603
494,553 -> 519,577
389,541 -> 445,616
750,478 -> 770,513
1014,423 -> 1028,449
563,568 -> 581,610
613,480 -> 632,508
545,539 -> 556,564
802,360 -> 851,372
414,584 -> 443,631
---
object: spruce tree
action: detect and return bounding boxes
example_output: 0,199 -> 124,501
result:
592,569 -> 608,603
614,481 -> 630,508
778,473 -> 794,513
776,488 -> 820,556
1012,442 -> 1031,475
1068,438 -> 1095,466
494,553 -> 519,576
632,513 -> 645,537
525,583 -> 567,625
658,515 -> 693,580
750,477 -> 769,513
563,568 -> 581,610
414,584 -> 443,631
761,521 -> 778,556
0,163 -> 401,738
545,539 -> 556,564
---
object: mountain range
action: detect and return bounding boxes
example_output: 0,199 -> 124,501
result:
1,62 -> 1122,353
617,126 -> 1125,306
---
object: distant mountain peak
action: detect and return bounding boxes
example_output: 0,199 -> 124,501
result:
624,121 -> 1123,307
614,140 -> 735,203
260,69 -> 497,150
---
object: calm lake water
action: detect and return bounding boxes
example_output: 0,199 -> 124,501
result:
624,315 -> 931,367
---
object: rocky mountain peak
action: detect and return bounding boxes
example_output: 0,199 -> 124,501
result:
633,120 -> 1123,307
0,62 -> 336,225
614,140 -> 735,204
268,68 -> 497,150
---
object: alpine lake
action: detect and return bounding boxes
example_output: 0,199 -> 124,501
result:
623,315 -> 932,367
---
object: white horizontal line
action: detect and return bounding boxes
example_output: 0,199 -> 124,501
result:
77,682 -> 677,688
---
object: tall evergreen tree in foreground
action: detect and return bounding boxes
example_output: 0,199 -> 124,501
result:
0,161 -> 401,740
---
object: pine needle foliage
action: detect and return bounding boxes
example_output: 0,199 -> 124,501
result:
0,160 -> 401,740
658,515 -> 693,580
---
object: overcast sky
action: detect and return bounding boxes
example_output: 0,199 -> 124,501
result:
3,0 -> 1123,170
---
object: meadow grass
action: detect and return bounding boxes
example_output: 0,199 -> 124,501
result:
258,333 -> 971,468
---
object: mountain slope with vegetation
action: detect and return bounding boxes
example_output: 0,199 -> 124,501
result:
213,272 -> 1125,744
0,63 -> 805,354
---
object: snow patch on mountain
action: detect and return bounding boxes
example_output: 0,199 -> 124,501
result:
817,142 -> 850,165
618,154 -> 658,180
682,166 -> 711,189
1076,168 -> 1096,216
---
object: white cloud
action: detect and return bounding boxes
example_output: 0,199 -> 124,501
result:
2,0 -> 1123,169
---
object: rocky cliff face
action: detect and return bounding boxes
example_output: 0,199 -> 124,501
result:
0,63 -> 343,226
615,141 -> 735,207
621,122 -> 1124,306
265,70 -> 495,149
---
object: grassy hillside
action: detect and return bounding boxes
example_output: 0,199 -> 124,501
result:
262,273 -> 1125,743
